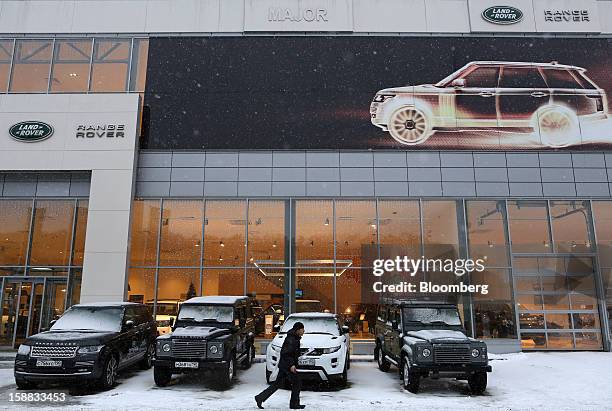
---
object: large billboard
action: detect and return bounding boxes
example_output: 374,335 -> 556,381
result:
143,37 -> 611,150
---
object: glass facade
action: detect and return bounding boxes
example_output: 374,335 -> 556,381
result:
0,38 -> 148,94
128,198 -> 609,349
0,198 -> 87,346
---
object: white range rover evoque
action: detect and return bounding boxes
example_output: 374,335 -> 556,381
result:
265,313 -> 350,386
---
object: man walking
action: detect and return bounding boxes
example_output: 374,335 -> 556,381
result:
255,322 -> 305,409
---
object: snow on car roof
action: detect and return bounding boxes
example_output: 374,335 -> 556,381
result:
467,61 -> 584,70
183,296 -> 247,305
73,302 -> 138,308
287,312 -> 336,318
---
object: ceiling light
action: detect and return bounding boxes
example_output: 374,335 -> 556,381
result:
220,241 -> 225,247
324,218 -> 330,226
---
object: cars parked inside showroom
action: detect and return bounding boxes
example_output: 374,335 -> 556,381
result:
146,299 -> 181,336
370,61 -> 608,147
14,302 -> 157,390
266,312 -> 350,386
153,295 -> 256,388
374,300 -> 491,394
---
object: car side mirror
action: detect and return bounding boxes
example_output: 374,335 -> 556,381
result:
451,78 -> 466,88
169,317 -> 175,327
124,320 -> 135,330
273,324 -> 280,331
391,320 -> 398,331
49,319 -> 57,328
341,325 -> 350,334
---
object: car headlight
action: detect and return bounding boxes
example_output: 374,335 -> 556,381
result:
162,343 -> 171,352
77,345 -> 104,354
373,94 -> 395,102
209,345 -> 218,354
270,343 -> 282,352
422,348 -> 431,358
322,346 -> 341,354
471,348 -> 480,358
17,344 -> 30,356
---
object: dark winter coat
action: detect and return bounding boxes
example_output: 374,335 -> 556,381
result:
278,329 -> 302,372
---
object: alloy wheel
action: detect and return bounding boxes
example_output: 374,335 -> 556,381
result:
389,107 -> 431,145
403,362 -> 410,388
228,358 -> 234,380
538,108 -> 578,147
106,356 -> 117,387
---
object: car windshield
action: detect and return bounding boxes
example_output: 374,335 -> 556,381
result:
403,307 -> 462,326
435,66 -> 467,87
281,317 -> 340,336
177,304 -> 233,322
155,303 -> 179,316
50,307 -> 123,332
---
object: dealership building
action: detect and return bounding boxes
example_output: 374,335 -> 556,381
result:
0,0 -> 611,354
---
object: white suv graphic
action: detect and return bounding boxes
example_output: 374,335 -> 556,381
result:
370,61 -> 608,147
265,313 -> 350,386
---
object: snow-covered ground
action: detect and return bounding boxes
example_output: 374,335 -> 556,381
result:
0,353 -> 611,410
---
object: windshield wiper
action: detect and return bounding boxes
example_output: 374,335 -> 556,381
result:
304,332 -> 334,335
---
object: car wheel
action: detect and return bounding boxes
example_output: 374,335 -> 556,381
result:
468,371 -> 488,395
346,351 -> 351,370
242,344 -> 255,369
139,342 -> 155,370
537,106 -> 580,148
339,363 -> 348,388
153,366 -> 172,387
402,359 -> 420,394
376,345 -> 390,372
97,354 -> 118,390
15,377 -> 37,390
217,355 -> 235,389
388,106 -> 433,145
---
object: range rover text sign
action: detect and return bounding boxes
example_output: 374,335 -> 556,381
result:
9,121 -> 54,142
482,6 -> 523,24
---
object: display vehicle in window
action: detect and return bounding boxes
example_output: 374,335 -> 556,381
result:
371,61 -> 608,147
374,300 -> 491,394
266,313 -> 351,386
153,296 -> 256,388
14,302 -> 156,390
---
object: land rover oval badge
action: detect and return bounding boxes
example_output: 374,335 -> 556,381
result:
9,121 -> 54,142
482,6 -> 523,25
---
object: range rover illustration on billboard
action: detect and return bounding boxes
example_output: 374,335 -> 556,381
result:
370,61 -> 608,147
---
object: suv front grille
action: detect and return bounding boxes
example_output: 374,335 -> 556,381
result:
172,340 -> 207,358
31,345 -> 78,359
433,344 -> 471,364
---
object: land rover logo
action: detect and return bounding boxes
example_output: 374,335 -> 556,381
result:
9,121 -> 54,142
482,6 -> 523,25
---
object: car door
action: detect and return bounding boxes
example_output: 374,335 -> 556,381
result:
383,308 -> 396,359
498,65 -> 550,127
121,306 -> 141,365
454,65 -> 500,127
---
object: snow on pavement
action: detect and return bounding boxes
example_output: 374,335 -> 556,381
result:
0,353 -> 611,410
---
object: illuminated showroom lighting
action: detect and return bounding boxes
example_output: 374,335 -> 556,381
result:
220,241 -> 224,247
324,218 -> 330,226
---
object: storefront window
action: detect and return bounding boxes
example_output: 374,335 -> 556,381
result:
157,268 -> 200,302
129,39 -> 149,92
336,268 -> 376,337
203,269 -> 244,296
49,39 -> 92,93
0,200 -> 33,266
592,202 -> 612,341
466,200 -> 509,267
0,40 -> 13,93
378,200 -> 421,259
129,200 -> 161,267
29,200 -> 75,266
203,200 -> 246,267
295,200 -> 333,262
248,201 -> 285,266
127,268 -> 155,304
508,200 -> 551,253
71,200 -> 88,266
90,38 -> 130,92
550,201 -> 593,253
335,200 -> 377,268
9,39 -> 53,93
422,201 -> 459,260
159,200 -> 203,266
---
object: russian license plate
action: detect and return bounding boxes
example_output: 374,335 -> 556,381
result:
36,360 -> 62,367
174,361 -> 198,369
298,358 -> 315,366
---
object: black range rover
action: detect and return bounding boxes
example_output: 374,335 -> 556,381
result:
375,300 -> 491,394
153,296 -> 256,388
14,302 -> 157,390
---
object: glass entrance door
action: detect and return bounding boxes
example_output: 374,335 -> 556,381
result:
0,277 -> 67,347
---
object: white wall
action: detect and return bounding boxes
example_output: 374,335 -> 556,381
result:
0,94 -> 140,303
0,0 -> 610,34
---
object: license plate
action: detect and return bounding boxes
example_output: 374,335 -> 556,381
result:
298,358 -> 315,366
36,360 -> 62,367
174,361 -> 198,369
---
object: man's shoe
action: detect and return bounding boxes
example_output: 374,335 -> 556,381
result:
255,396 -> 264,409
290,405 -> 305,409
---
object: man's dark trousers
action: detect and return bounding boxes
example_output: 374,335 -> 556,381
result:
256,368 -> 302,407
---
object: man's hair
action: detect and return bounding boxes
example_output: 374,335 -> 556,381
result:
292,321 -> 305,331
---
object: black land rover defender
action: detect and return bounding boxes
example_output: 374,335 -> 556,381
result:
153,296 -> 256,388
14,302 -> 157,390
374,300 -> 491,394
